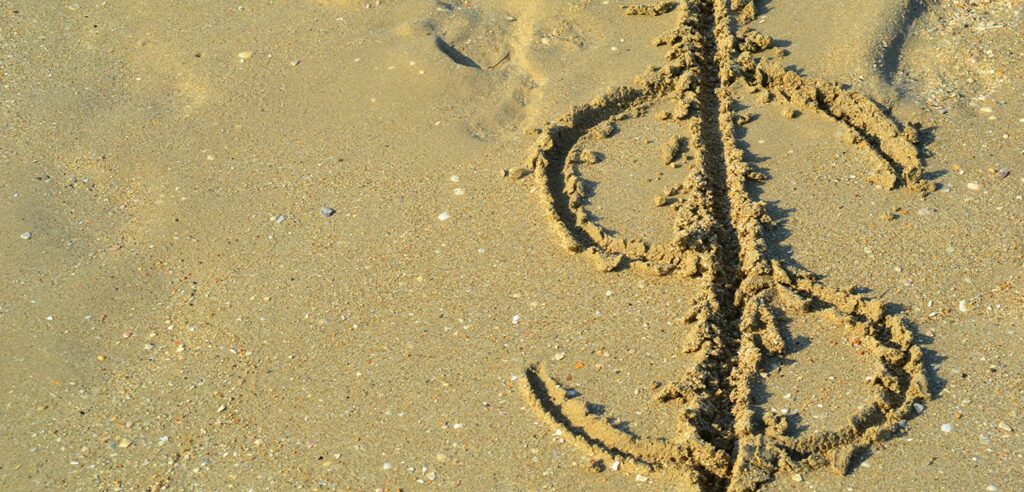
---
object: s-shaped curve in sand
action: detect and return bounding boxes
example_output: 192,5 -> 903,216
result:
509,1 -> 935,490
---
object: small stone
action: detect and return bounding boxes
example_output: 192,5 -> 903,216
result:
505,167 -> 531,180
437,212 -> 451,221
635,474 -> 649,483
273,214 -> 287,224
117,438 -> 132,448
998,422 -> 1013,432
217,404 -> 227,413
96,355 -> 107,362
320,207 -> 336,217
941,423 -> 953,433
453,188 -> 465,196
382,462 -> 393,470
913,402 -> 925,414
987,486 -> 998,492
238,51 -> 253,60
959,300 -> 970,313
290,59 -> 301,66
792,473 -> 803,482
967,182 -> 981,191
553,352 -> 566,361
578,150 -> 603,164
512,314 -> 521,324
19,232 -> 31,240
611,460 -> 621,471
996,169 -> 1010,179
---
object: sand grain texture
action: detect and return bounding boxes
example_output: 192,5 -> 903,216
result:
1,0 -> 1023,490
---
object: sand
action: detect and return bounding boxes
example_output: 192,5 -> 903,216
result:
1,0 -> 1023,490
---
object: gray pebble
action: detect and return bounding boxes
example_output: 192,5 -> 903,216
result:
320,207 -> 336,217
20,232 -> 32,240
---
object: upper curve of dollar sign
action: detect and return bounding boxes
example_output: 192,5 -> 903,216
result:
510,1 -> 934,490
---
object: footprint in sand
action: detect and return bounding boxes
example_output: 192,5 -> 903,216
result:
510,1 -> 933,489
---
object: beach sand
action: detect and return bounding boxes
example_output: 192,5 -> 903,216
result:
1,0 -> 1022,489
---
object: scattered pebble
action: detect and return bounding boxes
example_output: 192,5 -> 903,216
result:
272,214 -> 287,224
913,402 -> 925,414
792,473 -> 803,482
512,314 -> 521,324
453,188 -> 465,196
238,51 -> 253,61
437,212 -> 451,221
997,422 -> 1013,432
19,232 -> 31,240
320,207 -> 336,217
996,169 -> 1010,179
611,460 -> 621,471
504,167 -> 531,180
635,474 -> 649,483
966,182 -> 981,191
382,462 -> 393,470
941,423 -> 954,433
958,300 -> 970,313
553,352 -> 566,361
117,438 -> 133,448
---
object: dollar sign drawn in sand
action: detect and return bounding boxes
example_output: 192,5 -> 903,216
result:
512,1 -> 934,490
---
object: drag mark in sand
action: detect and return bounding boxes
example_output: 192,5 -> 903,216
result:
511,1 -> 933,490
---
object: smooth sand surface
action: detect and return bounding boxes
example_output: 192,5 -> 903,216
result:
2,1 -> 1022,490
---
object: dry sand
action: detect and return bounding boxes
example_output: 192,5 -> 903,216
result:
1,0 -> 1023,490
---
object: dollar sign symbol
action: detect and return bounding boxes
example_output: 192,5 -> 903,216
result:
513,1 -> 931,489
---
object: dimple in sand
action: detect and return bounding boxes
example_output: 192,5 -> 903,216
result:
513,1 -> 932,490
